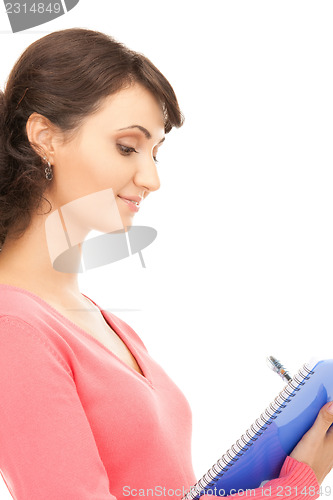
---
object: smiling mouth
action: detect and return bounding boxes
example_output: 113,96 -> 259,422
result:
118,195 -> 141,212
118,197 -> 139,206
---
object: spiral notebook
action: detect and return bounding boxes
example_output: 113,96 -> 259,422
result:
183,357 -> 333,500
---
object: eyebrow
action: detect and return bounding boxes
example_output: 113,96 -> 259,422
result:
117,125 -> 165,145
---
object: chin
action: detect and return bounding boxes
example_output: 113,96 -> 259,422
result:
120,216 -> 134,233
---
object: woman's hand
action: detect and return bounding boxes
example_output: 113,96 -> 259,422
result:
289,401 -> 333,485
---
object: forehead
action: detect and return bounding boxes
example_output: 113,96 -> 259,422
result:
93,83 -> 165,131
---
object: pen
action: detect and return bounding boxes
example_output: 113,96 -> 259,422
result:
266,355 -> 292,382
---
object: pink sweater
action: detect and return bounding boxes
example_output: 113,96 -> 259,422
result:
0,284 -> 319,499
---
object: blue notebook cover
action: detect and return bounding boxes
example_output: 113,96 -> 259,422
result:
183,357 -> 333,499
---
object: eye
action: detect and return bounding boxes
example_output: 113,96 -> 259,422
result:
117,144 -> 139,156
117,143 -> 159,163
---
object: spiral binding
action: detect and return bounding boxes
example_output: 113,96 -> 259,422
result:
182,361 -> 315,500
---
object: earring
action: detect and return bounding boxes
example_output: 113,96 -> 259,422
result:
43,157 -> 53,181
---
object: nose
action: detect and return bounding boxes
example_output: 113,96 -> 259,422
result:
134,155 -> 161,193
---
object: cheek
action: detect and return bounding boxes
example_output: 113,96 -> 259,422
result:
56,147 -> 121,204
52,136 -> 134,231
76,144 -> 130,192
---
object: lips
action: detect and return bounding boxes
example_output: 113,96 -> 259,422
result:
118,195 -> 142,213
118,195 -> 142,206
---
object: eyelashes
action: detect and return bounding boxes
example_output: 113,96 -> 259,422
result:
117,144 -> 138,155
117,144 -> 159,163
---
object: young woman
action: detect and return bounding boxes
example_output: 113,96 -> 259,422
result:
0,28 -> 332,500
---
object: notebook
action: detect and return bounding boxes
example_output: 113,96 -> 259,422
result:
183,357 -> 333,499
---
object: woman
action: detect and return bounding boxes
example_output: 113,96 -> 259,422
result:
0,28 -> 332,500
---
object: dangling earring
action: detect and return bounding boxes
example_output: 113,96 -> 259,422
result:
43,157 -> 53,181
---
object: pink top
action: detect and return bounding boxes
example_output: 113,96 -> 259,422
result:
0,284 -> 319,499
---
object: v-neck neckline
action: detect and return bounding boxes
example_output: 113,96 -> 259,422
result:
80,292 -> 153,387
0,284 -> 154,389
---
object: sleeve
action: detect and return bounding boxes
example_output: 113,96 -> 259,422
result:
199,456 -> 320,500
0,315 -> 118,500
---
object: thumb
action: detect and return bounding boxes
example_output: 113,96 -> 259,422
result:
311,401 -> 333,434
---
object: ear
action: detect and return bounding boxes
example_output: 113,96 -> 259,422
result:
26,112 -> 59,164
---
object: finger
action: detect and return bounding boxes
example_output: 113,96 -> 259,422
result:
326,422 -> 333,436
311,401 -> 333,434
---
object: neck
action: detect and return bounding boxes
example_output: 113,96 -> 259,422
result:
0,209 -> 84,304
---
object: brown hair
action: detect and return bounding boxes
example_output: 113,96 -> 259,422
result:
0,28 -> 184,249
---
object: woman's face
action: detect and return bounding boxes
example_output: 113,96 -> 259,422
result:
45,83 -> 165,235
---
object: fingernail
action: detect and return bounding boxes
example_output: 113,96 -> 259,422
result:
327,402 -> 333,414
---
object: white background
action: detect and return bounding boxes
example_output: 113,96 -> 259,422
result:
1,0 -> 333,497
